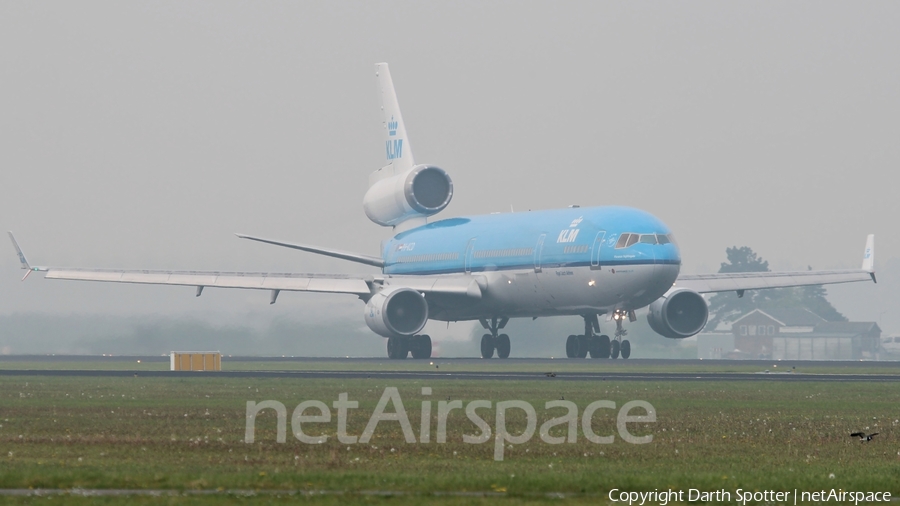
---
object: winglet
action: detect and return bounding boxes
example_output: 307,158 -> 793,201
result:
861,234 -> 875,282
8,232 -> 30,270
8,232 -> 46,280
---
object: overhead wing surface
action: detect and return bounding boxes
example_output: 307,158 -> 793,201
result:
675,269 -> 873,293
43,268 -> 373,296
675,235 -> 875,294
8,232 -> 483,301
39,268 -> 483,299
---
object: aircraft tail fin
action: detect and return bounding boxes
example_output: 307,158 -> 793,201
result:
375,63 -> 415,175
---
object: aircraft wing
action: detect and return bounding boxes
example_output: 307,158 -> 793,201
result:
675,234 -> 876,294
40,268 -> 482,299
42,268 -> 374,297
8,232 -> 483,301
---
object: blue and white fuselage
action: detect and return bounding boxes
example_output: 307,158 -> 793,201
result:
382,206 -> 680,321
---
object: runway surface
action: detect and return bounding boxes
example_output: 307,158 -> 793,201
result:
2,356 -> 899,381
3,370 -> 900,381
3,354 -> 900,367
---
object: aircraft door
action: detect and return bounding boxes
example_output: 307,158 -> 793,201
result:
590,231 -> 607,270
464,238 -> 477,273
533,234 -> 546,273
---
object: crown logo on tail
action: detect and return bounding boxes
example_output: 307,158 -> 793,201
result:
388,116 -> 398,136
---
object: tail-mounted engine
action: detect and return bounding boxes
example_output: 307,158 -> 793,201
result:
363,165 -> 453,227
647,288 -> 709,339
364,286 -> 429,337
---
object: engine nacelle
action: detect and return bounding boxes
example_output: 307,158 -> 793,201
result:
364,286 -> 429,337
647,288 -> 709,339
363,165 -> 453,226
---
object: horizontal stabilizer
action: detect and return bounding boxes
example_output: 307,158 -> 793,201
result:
236,234 -> 384,268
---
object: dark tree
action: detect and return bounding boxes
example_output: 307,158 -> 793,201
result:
706,247 -> 846,330
718,246 -> 769,274
705,246 -> 769,330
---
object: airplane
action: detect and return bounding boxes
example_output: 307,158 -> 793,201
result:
9,63 -> 877,360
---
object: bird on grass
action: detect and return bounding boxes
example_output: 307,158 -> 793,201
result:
850,432 -> 879,442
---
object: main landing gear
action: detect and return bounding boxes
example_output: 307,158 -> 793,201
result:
479,317 -> 511,359
386,335 -> 432,359
565,312 -> 631,359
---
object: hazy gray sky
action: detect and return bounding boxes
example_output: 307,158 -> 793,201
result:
2,2 -> 898,333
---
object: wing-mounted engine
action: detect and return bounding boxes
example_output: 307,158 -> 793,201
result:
646,288 -> 709,339
364,286 -> 429,337
363,164 -> 453,227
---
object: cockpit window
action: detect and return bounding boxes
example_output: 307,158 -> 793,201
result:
616,232 -> 673,248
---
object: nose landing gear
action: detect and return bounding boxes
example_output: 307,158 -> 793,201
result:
479,317 -> 511,359
611,309 -> 633,360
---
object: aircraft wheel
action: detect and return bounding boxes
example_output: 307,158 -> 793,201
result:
587,335 -> 603,358
387,336 -> 407,359
565,335 -> 578,358
496,334 -> 511,359
411,335 -> 432,359
576,335 -> 589,358
610,339 -> 620,359
480,334 -> 495,359
621,340 -> 631,359
596,334 -> 611,359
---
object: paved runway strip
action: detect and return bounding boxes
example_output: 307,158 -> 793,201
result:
1,368 -> 899,382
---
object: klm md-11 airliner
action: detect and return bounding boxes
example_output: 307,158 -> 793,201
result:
10,63 -> 876,360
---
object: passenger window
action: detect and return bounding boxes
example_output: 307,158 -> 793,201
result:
625,234 -> 639,247
640,234 -> 657,244
615,234 -> 630,249
656,234 -> 670,244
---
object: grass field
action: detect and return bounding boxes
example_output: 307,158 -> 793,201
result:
1,364 -> 899,505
